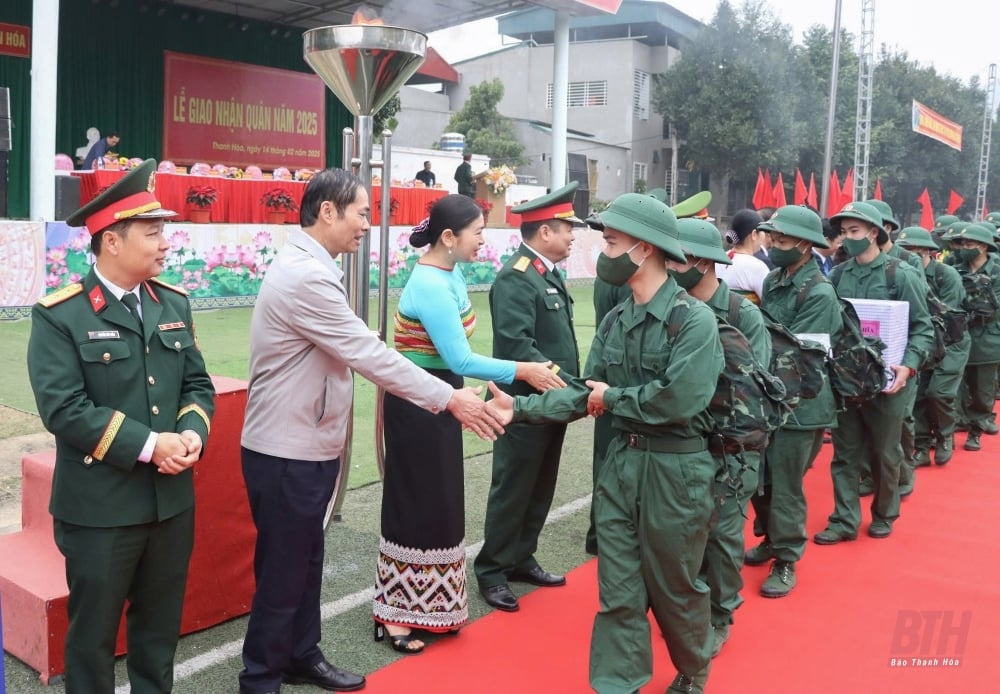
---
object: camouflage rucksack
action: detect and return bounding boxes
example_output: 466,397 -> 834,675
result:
667,300 -> 790,457
927,263 -> 968,345
725,294 -> 827,408
959,270 -> 999,328
827,297 -> 888,405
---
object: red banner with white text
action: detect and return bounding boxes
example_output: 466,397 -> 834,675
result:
911,100 -> 962,151
163,51 -> 326,170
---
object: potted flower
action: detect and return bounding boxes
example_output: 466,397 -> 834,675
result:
260,187 -> 299,224
186,184 -> 218,223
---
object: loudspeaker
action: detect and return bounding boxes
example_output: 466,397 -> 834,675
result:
54,174 -> 81,221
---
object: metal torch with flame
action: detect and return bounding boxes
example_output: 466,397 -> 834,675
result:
303,13 -> 427,523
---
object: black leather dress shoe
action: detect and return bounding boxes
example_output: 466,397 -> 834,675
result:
281,659 -> 365,691
509,566 -> 566,587
480,584 -> 519,612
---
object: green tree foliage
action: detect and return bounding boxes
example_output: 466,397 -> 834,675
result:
654,0 -> 998,218
445,78 -> 525,167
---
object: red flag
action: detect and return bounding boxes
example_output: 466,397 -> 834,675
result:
873,179 -> 883,200
773,172 -> 787,207
807,172 -> 818,209
751,168 -> 770,209
946,189 -> 964,214
793,168 -> 807,205
841,168 -> 855,205
916,188 -> 934,230
826,170 -> 842,218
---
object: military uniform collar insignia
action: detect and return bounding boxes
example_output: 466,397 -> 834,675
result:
89,285 -> 108,313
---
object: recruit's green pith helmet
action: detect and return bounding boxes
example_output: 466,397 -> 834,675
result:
895,226 -> 939,250
938,220 -> 969,245
864,199 -> 900,231
757,204 -> 830,248
953,223 -> 998,251
599,193 -> 685,262
647,187 -> 668,203
831,201 -> 887,244
933,214 -> 959,232
985,211 -> 1000,227
676,218 -> 731,264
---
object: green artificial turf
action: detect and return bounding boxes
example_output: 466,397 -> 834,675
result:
2,283 -> 598,489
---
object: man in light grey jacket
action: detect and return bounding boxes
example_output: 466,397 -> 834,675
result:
238,168 -> 503,694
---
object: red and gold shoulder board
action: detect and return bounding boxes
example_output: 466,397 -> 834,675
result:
513,256 -> 531,272
148,277 -> 189,296
37,283 -> 83,308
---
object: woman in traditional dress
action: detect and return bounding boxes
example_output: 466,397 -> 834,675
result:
372,194 -> 562,654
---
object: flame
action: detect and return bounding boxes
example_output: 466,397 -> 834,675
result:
351,8 -> 384,26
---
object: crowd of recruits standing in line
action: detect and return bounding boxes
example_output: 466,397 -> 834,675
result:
527,193 -> 1000,694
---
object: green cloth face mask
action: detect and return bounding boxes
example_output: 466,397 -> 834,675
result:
596,242 -> 642,286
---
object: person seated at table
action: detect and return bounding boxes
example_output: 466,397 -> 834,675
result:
82,130 -> 121,169
415,161 -> 436,187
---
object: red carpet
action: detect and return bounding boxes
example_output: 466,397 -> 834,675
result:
366,431 -> 1000,693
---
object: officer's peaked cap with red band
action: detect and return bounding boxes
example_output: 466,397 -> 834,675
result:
66,158 -> 177,235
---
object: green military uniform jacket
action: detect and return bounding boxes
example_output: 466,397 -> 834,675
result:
593,277 -> 631,324
762,260 -> 842,429
27,269 -> 215,527
956,255 -> 1000,365
514,278 -> 723,439
707,279 -> 771,365
490,244 -> 580,394
830,252 -> 934,372
886,243 -> 923,272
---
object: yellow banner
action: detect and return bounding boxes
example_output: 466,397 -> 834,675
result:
912,100 -> 962,151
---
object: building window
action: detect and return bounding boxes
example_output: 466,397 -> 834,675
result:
633,70 -> 650,121
546,81 -> 608,109
633,162 -> 647,192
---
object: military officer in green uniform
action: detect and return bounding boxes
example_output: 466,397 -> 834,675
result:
485,192 -> 723,694
747,206 -> 841,597
667,217 -> 768,657
896,227 -> 970,465
815,202 -> 933,543
475,182 -> 582,612
27,159 -> 215,693
951,224 -> 1000,451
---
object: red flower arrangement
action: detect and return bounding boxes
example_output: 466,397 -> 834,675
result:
186,185 -> 219,208
475,198 -> 494,219
260,187 -> 299,212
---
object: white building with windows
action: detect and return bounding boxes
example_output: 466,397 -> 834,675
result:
393,1 -> 705,210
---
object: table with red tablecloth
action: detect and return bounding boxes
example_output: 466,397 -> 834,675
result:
71,170 -> 446,225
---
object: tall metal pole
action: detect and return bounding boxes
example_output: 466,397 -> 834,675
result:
820,0 -> 844,215
551,11 -> 570,187
852,0 -> 875,202
974,64 -> 997,221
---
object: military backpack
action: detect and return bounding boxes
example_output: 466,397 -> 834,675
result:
668,295 -> 790,458
726,295 -> 828,408
825,263 -> 893,404
959,270 -> 999,329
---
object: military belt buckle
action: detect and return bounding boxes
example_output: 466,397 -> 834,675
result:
627,433 -> 643,449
